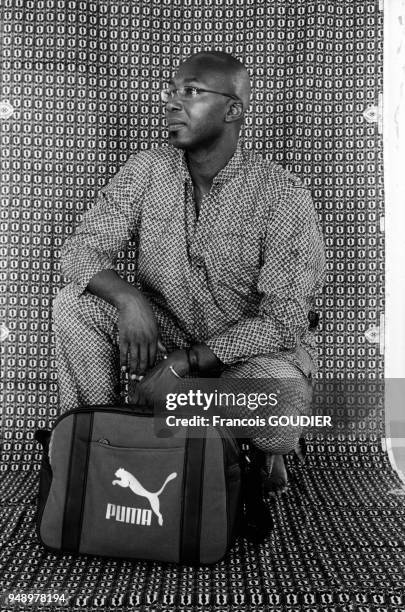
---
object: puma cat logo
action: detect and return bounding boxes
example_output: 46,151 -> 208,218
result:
112,468 -> 177,526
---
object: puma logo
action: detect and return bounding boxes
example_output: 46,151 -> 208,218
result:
112,468 -> 177,526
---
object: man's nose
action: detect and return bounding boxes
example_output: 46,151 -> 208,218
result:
165,95 -> 183,112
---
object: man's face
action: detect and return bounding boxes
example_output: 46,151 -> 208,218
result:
164,58 -> 233,151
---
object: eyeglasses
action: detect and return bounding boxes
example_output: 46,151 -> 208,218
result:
161,86 -> 241,104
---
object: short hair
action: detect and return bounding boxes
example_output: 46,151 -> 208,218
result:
184,50 -> 251,110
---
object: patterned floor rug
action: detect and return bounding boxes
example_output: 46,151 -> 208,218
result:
1,438 -> 405,611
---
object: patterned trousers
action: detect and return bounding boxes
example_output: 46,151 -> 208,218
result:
53,283 -> 315,453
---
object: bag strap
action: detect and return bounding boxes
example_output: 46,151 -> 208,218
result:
62,411 -> 94,552
34,429 -> 51,452
180,430 -> 206,564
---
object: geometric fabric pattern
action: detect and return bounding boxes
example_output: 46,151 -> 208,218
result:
1,442 -> 405,610
0,6 -> 387,440
0,2 -> 396,610
1,0 -> 384,465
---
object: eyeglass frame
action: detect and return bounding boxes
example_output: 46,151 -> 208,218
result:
161,85 -> 242,106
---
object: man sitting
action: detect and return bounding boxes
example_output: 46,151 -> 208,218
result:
53,50 -> 325,540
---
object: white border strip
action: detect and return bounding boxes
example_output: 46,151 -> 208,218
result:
383,438 -> 405,487
384,0 -> 405,378
384,2 -> 405,482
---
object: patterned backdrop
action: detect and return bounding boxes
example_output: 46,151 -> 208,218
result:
1,1 -> 384,463
3,3 -> 405,611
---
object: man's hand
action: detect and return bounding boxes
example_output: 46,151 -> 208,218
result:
118,293 -> 161,376
132,349 -> 190,407
86,269 -> 163,375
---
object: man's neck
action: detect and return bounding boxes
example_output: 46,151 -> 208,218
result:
185,137 -> 238,194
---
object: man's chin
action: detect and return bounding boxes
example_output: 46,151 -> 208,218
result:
167,133 -> 188,149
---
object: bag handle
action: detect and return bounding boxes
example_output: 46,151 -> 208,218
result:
34,429 -> 51,452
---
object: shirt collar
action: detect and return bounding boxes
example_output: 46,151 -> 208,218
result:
177,141 -> 244,188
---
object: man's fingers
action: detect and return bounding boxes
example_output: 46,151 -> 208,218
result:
148,341 -> 157,369
120,340 -> 129,371
138,344 -> 148,375
129,343 -> 139,379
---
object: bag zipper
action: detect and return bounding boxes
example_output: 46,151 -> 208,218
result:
51,406 -> 241,460
52,404 -> 154,429
97,438 -> 110,445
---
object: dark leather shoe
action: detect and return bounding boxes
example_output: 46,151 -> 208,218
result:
241,458 -> 274,544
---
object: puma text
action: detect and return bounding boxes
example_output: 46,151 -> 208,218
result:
105,503 -> 152,526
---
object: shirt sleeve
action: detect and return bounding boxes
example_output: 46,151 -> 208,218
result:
205,185 -> 326,364
60,151 -> 152,292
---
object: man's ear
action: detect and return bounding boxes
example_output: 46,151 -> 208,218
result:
225,101 -> 243,122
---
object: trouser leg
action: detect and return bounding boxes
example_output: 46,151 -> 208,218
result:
220,352 -> 313,454
53,283 -> 121,413
220,354 -> 314,539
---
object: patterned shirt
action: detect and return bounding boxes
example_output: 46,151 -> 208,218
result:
61,143 -> 325,367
